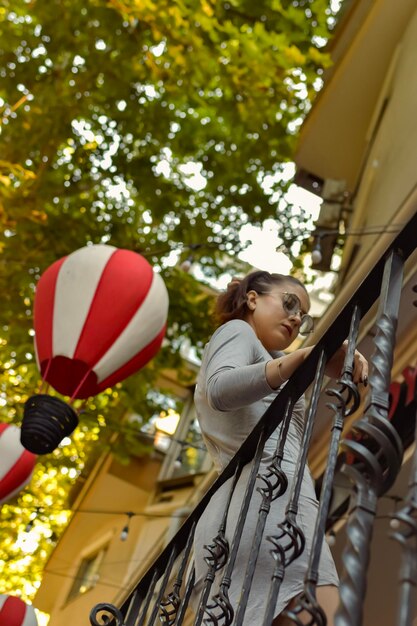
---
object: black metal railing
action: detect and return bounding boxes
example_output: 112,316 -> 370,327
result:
89,210 -> 417,626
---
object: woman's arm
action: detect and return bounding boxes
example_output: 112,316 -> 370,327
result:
205,321 -> 368,411
265,347 -> 312,389
205,321 -> 278,411
265,343 -> 368,390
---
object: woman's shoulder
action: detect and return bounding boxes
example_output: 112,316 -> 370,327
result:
202,319 -> 264,371
204,320 -> 259,356
211,319 -> 257,341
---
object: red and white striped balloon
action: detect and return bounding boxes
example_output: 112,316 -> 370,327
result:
0,595 -> 38,626
0,424 -> 36,505
33,244 -> 169,399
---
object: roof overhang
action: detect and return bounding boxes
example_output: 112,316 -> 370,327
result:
295,0 -> 417,191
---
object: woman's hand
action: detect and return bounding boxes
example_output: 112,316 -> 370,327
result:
266,342 -> 369,390
325,341 -> 369,384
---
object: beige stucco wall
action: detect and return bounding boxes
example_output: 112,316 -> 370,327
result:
34,452 -> 162,625
295,0 -> 417,192
36,449 -> 215,626
342,6 -> 417,275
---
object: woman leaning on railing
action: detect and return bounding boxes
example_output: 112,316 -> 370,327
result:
189,270 -> 368,626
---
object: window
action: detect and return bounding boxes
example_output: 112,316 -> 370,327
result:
157,396 -> 212,483
66,545 -> 108,602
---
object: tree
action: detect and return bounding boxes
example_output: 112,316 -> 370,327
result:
0,0 -> 340,607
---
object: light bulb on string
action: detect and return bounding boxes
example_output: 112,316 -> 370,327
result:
311,238 -> 323,265
25,520 -> 35,533
25,507 -> 41,533
179,244 -> 203,272
388,494 -> 402,529
309,222 -> 406,269
179,256 -> 193,273
120,512 -> 134,542
325,530 -> 336,547
389,517 -> 401,530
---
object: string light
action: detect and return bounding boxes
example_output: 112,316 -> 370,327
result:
326,530 -> 336,546
0,242 -> 211,269
24,507 -> 41,533
311,240 -> 323,265
388,495 -> 402,530
179,257 -> 193,272
24,519 -> 35,533
2,495 -> 409,593
310,223 -> 405,266
4,490 -> 407,521
0,225 -> 407,275
120,512 -> 134,542
178,244 -> 204,273
4,503 -> 188,518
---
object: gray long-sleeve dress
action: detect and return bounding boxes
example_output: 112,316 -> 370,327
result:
190,319 -> 338,624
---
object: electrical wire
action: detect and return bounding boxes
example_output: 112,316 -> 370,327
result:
1,486 -> 408,519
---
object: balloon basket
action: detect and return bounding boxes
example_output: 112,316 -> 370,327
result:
21,394 -> 79,454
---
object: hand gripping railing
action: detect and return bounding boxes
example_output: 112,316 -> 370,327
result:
262,351 -> 327,626
89,210 -> 417,626
283,306 -> 361,626
335,250 -> 405,626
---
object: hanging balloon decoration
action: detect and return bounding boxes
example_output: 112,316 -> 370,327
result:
0,595 -> 38,626
21,244 -> 169,455
0,424 -> 36,505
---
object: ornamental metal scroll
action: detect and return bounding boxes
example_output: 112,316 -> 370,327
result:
90,603 -> 124,626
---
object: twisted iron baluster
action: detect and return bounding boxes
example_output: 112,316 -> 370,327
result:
390,338 -> 417,626
234,399 -> 293,625
159,522 -> 196,625
335,250 -> 405,626
284,305 -> 361,625
390,500 -> 417,626
90,603 -> 125,626
194,465 -> 242,626
204,433 -> 266,626
262,350 -> 327,626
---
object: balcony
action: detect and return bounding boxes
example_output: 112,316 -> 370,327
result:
88,209 -> 417,626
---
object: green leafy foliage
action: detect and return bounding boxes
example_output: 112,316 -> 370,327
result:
0,0 -> 342,608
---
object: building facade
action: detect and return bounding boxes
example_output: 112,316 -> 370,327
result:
35,1 -> 417,624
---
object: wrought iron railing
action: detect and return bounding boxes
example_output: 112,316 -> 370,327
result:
89,211 -> 417,626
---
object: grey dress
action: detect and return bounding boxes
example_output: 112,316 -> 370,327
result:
191,319 -> 338,624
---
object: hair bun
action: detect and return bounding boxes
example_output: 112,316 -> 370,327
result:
226,277 -> 242,291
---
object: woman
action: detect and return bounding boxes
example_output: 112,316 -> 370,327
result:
191,271 -> 368,626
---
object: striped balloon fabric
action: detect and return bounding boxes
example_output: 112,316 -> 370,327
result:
33,244 -> 169,399
0,596 -> 38,626
0,424 -> 36,504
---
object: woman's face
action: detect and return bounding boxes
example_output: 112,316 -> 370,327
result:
245,281 -> 310,351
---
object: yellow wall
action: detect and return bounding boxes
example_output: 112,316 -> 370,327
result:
35,453 -> 158,624
342,7 -> 417,275
35,446 -> 215,625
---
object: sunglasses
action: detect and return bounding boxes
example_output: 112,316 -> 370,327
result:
260,291 -> 314,336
